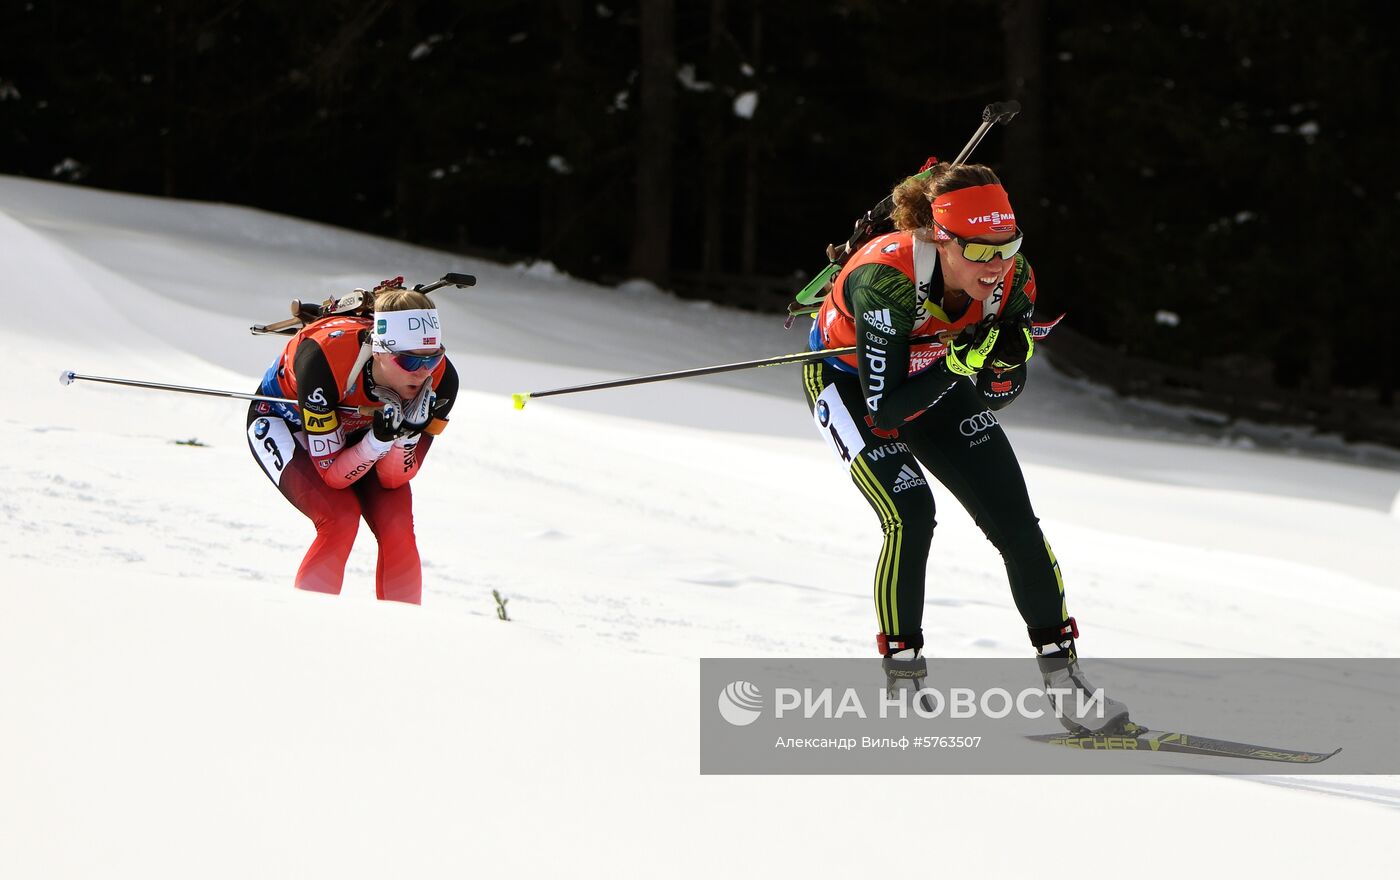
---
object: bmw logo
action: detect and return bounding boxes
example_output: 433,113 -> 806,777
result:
816,399 -> 831,427
253,418 -> 271,439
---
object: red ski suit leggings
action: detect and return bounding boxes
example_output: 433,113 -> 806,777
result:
247,409 -> 422,604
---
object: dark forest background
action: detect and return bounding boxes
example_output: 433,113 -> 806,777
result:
3,0 -> 1397,437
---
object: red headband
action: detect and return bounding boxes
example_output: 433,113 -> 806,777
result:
931,183 -> 1017,240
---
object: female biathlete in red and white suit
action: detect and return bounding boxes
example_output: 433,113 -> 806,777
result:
802,162 -> 1131,734
246,284 -> 458,605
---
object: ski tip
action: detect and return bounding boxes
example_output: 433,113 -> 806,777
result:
59,369 -> 77,386
511,393 -> 531,411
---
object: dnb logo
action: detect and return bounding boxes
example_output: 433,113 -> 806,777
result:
376,318 -> 387,334
816,399 -> 831,427
718,681 -> 763,727
253,418 -> 271,440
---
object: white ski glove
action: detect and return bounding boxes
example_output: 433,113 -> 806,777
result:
400,377 -> 436,438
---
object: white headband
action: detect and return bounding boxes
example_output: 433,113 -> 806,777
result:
372,308 -> 443,353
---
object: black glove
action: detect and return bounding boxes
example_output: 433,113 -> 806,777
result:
989,316 -> 1034,371
371,390 -> 408,442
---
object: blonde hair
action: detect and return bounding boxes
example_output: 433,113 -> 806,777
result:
889,163 -> 1003,232
373,288 -> 436,313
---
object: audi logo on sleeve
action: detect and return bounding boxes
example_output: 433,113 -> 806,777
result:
959,410 -> 999,437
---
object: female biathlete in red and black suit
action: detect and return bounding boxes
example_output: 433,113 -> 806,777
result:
247,281 -> 458,605
803,163 -> 1131,734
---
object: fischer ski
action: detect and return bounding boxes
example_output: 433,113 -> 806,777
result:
1027,728 -> 1341,764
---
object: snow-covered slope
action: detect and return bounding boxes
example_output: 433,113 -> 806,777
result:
2,176 -> 1398,878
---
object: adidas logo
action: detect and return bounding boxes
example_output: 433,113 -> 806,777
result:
892,464 -> 926,493
863,308 -> 895,335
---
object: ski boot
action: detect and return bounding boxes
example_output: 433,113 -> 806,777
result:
1030,619 -> 1139,736
878,633 -> 934,712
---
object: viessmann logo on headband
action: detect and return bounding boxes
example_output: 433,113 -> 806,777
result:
967,211 -> 1015,231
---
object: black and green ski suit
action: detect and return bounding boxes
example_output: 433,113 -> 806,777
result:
802,248 -> 1067,655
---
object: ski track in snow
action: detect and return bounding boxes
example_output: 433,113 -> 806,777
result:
3,175 -> 1400,876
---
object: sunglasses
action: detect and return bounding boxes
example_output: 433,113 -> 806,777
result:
933,220 -> 1024,262
392,349 -> 445,372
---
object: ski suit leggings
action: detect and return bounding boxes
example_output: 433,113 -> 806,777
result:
801,361 -> 1066,652
246,406 -> 422,604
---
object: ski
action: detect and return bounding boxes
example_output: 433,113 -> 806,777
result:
1027,728 -> 1341,764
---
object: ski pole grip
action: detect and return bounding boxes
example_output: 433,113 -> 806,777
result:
983,100 -> 1021,124
416,273 -> 478,295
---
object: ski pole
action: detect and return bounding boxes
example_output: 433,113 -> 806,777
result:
416,272 -> 476,294
512,343 -> 875,409
59,370 -> 376,414
865,100 -> 1021,237
950,100 -> 1021,166
789,99 -> 1023,320
786,101 -> 1023,326
511,316 -> 1063,409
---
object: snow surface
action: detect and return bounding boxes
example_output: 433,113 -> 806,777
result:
2,175 -> 1399,877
